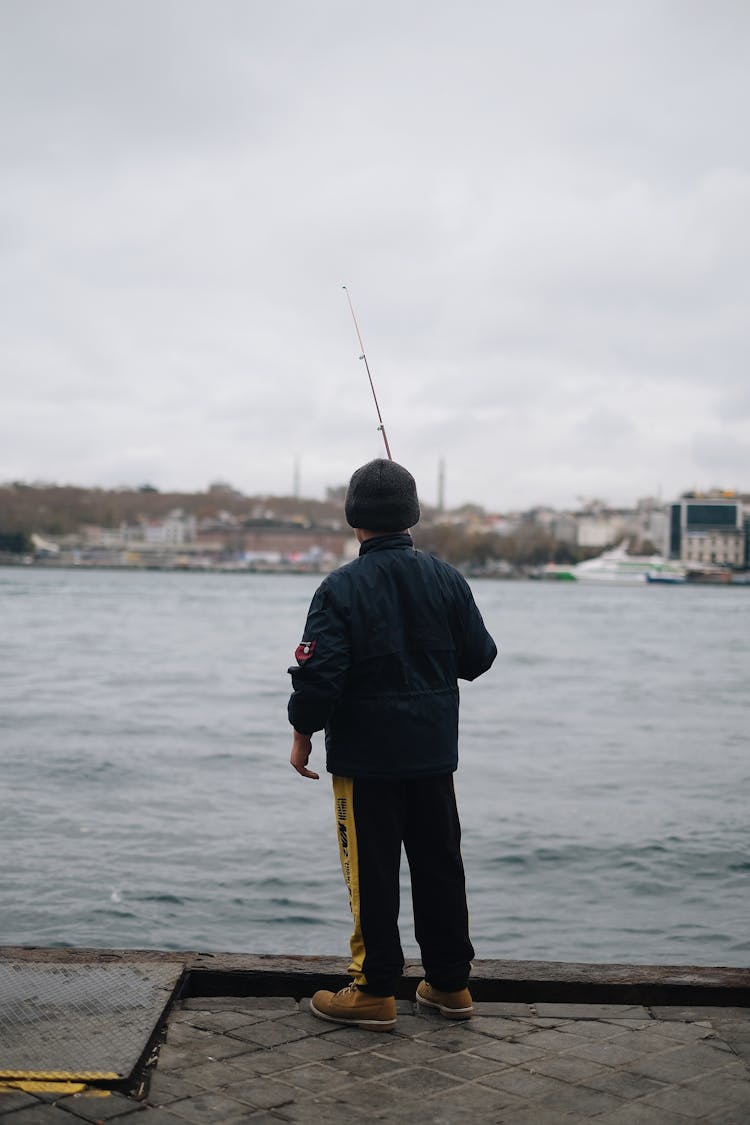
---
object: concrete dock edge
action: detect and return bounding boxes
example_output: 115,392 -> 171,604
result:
3,948 -> 749,1007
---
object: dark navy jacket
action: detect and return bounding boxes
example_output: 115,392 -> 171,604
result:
287,533 -> 497,779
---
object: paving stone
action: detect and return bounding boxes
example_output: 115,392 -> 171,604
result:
14,1094 -> 85,1108
650,1007 -> 750,1023
470,1016 -> 534,1040
233,997 -> 299,1012
268,1063 -> 350,1094
535,1003 -> 651,1020
284,1036 -> 357,1063
388,1014 -> 434,1037
320,1078 -> 421,1114
724,1042 -> 750,1065
179,1010 -> 263,1034
425,1051 -> 506,1079
227,1022 -> 310,1048
0,1106 -> 72,1124
580,1069 -> 668,1099
549,1018 -> 629,1041
712,1019 -> 750,1037
682,1071 -> 750,1107
705,1107 -> 750,1125
0,1092 -> 39,1114
57,1093 -> 144,1120
494,1105 -> 583,1125
604,1019 -> 655,1030
123,1110 -> 188,1124
632,1024 -> 713,1053
374,1039 -> 456,1066
515,1026 -> 590,1052
626,1042 -> 739,1083
468,1037 -> 548,1064
376,1065 -> 457,1095
163,1011 -> 206,1026
275,1012 -> 337,1038
566,1037 -> 650,1067
162,1091 -> 252,1123
325,1051 -> 407,1079
594,1105 -> 692,1125
542,1081 -> 627,1117
530,1051 -> 608,1082
712,1028 -> 750,1064
315,1027 -> 382,1049
477,1067 -> 570,1100
274,1097 -> 365,1125
225,1048 -> 308,1076
169,1057 -> 254,1088
180,998 -> 239,1011
221,1076 -> 298,1110
427,1080 -> 523,1114
146,1071 -> 205,1104
417,1026 -> 502,1053
181,997 -> 294,1013
156,1039 -> 250,1070
165,1024 -> 217,1048
642,1082 -> 727,1118
474,1002 -> 535,1017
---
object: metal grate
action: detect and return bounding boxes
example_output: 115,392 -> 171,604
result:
0,959 -> 183,1080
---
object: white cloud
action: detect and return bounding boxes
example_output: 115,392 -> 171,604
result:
1,1 -> 749,509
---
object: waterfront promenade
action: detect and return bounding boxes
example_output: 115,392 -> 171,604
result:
1,952 -> 749,1123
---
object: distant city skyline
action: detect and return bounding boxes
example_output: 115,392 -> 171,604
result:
3,472 -> 746,518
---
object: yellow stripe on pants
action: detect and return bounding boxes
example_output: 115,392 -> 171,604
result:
332,776 -> 367,984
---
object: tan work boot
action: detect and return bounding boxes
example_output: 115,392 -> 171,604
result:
310,982 -> 397,1031
416,979 -> 473,1019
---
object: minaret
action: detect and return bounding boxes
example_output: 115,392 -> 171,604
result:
437,458 -> 445,513
293,457 -> 300,500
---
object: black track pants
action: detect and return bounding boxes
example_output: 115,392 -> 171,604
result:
332,773 -> 475,996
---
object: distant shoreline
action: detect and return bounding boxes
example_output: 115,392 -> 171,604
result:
3,558 -> 750,585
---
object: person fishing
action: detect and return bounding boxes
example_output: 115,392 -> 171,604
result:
287,457 -> 497,1030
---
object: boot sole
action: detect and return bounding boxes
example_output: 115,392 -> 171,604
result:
416,993 -> 473,1019
309,998 -> 396,1031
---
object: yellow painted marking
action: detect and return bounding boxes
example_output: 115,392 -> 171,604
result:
1,1080 -> 91,1095
0,1070 -> 119,1081
332,775 -> 366,984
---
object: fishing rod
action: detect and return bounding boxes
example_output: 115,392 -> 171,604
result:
343,285 -> 393,461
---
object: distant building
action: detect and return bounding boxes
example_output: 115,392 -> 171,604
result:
142,509 -> 197,545
626,497 -> 667,550
575,511 -> 627,549
666,494 -> 747,570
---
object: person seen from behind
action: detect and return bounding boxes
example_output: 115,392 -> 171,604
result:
287,458 -> 497,1031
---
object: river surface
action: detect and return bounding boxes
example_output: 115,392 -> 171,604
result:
1,566 -> 748,966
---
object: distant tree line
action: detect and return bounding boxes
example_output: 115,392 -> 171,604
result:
0,482 -> 344,537
412,523 -> 588,568
0,530 -> 31,554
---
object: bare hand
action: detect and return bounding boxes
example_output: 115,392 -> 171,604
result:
290,730 -> 319,779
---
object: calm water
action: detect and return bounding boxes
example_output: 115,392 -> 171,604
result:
1,566 -> 748,966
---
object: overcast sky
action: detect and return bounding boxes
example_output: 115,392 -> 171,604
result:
1,1 -> 748,511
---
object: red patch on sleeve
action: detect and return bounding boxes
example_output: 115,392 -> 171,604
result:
295,640 -> 317,664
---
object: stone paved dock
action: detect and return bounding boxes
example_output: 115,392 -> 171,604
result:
3,988 -> 750,1123
1,958 -> 750,1125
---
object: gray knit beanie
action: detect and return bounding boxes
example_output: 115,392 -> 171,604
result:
344,459 -> 421,531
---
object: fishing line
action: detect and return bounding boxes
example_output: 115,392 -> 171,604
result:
343,285 -> 393,460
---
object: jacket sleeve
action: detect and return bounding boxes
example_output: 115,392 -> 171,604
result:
287,578 -> 351,735
454,575 -> 497,681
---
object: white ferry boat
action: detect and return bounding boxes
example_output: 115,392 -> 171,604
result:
572,543 -> 687,585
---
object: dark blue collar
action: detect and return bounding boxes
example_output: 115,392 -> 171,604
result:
359,532 -> 413,556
